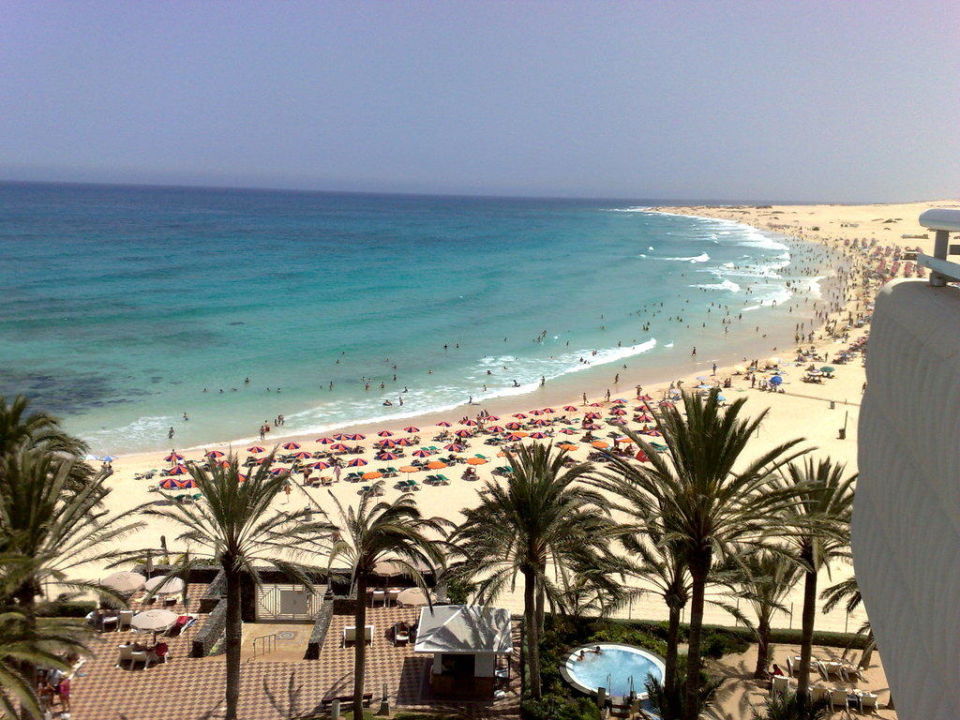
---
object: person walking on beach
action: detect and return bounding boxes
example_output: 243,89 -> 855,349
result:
691,346 -> 697,357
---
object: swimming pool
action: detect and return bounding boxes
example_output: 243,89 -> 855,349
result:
561,643 -> 666,699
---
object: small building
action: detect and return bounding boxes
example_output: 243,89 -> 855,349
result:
413,604 -> 512,698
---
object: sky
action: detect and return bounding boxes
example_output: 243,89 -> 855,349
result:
1,1 -> 958,202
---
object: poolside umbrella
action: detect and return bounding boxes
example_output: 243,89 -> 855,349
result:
769,375 -> 783,387
131,609 -> 179,633
376,452 -> 399,461
437,421 -> 452,427
317,437 -> 335,445
563,405 -> 578,412
311,461 -> 331,470
362,471 -> 383,480
465,457 -> 488,465
247,446 -> 265,453
426,460 -> 447,470
528,432 -> 548,439
454,429 -> 472,438
281,442 -> 301,450
347,458 -> 368,467
101,571 -> 145,595
591,441 -> 609,449
396,587 -> 431,607
377,430 -> 393,437
144,575 -> 185,597
166,464 -> 189,475
403,426 -> 420,433
205,450 -> 224,458
164,452 -> 183,462
412,449 -> 432,458
444,443 -> 465,452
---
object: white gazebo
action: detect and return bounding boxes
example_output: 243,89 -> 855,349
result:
413,604 -> 513,698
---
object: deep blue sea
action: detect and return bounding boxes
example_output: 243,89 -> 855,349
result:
0,183 -> 835,454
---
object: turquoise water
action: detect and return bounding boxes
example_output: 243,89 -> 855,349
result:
566,645 -> 664,697
0,183 -> 835,454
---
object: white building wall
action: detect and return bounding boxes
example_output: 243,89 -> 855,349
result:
854,279 -> 960,720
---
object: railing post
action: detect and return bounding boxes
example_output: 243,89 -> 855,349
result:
931,229 -> 950,286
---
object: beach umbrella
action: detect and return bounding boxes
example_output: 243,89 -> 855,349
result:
461,419 -> 477,426
589,402 -> 603,407
559,428 -> 577,435
584,412 -> 602,419
362,471 -> 383,480
131,609 -> 179,633
437,421 -> 452,427
512,413 -> 527,419
454,429 -> 472,438
329,443 -> 350,452
505,422 -> 522,430
159,478 -> 179,490
376,452 -> 399,461
237,473 -> 248,482
317,437 -> 335,445
144,575 -> 185,597
269,467 -> 287,475
558,443 -> 579,451
486,425 -> 504,433
484,415 -> 500,421
311,461 -> 331,470
412,449 -> 432,458
531,418 -> 551,426
465,457 -> 488,465
292,451 -> 312,459
403,426 -> 420,433
769,375 -> 783,387
101,455 -> 116,462
377,430 -> 393,437
396,587 -> 431,607
399,466 -> 419,474
716,395 -> 727,402
281,442 -> 301,450
205,450 -> 224,458
332,433 -> 349,441
217,460 -> 231,468
396,437 -> 414,446
528,432 -> 548,439
379,438 -> 398,448
505,433 -> 525,442
347,458 -> 368,467
101,571 -> 146,595
166,464 -> 189,475
563,405 -> 578,412
609,408 -> 627,416
164,452 -> 183,462
528,409 -> 543,416
426,460 -> 447,470
542,407 -> 556,413
820,366 -> 835,374
635,450 -> 650,462
444,443 -> 465,452
582,423 -> 601,430
247,446 -> 266,453
591,440 -> 609,449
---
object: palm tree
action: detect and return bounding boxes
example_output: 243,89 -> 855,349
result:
610,391 -> 806,720
820,577 -> 875,670
726,549 -> 802,679
141,454 -> 329,720
751,690 -> 830,720
451,442 -> 617,700
325,481 -> 449,720
776,458 -> 856,698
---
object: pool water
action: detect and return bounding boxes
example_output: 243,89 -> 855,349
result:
565,644 -> 665,697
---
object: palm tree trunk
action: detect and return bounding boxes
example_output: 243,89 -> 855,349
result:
223,565 -> 242,720
535,580 -> 545,636
683,566 -> 707,720
796,551 -> 818,698
754,616 -> 771,679
523,568 -> 542,700
353,574 -> 368,719
15,583 -> 37,720
664,603 -> 681,694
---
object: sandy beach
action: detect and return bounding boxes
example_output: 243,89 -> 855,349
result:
85,199 -> 956,633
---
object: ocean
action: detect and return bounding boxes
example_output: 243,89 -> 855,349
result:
0,182 -> 836,454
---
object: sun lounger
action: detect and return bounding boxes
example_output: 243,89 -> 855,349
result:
118,610 -> 134,631
342,625 -> 374,646
809,685 -> 830,704
828,687 -> 850,710
858,691 -> 878,712
321,693 -> 372,708
165,614 -> 197,637
116,644 -> 134,668
770,675 -> 794,697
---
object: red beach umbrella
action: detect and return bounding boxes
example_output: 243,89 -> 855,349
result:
379,439 -> 398,448
247,446 -> 265,453
396,437 -> 414,446
542,407 -> 556,413
312,461 -> 331,470
528,432 -> 548,439
292,451 -> 312,459
164,452 -> 183,462
486,425 -> 504,433
505,433 -> 525,441
454,429 -> 472,438
217,460 -> 231,468
444,443 -> 465,452
317,437 -> 335,444
563,405 -> 578,412
505,422 -> 522,430
332,433 -> 349,441
166,464 -> 189,475
159,478 -> 179,490
329,443 -> 350,452
484,415 -> 500,421
609,408 -> 627,416
584,412 -> 602,419
349,433 -> 366,441
378,430 -> 394,437
412,449 -> 432,458
347,458 -> 368,467
528,409 -> 543,416
206,450 -> 224,458
281,442 -> 301,450
403,426 -> 420,433
376,451 -> 399,461
437,421 -> 452,427
512,413 -> 527,419
461,419 -> 477,426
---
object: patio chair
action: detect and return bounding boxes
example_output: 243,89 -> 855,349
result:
342,625 -> 374,646
393,622 -> 410,646
117,610 -> 134,631
101,614 -> 120,632
371,589 -> 386,606
116,644 -> 134,669
129,649 -> 155,670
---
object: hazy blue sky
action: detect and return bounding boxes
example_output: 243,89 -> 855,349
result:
2,1 -> 958,201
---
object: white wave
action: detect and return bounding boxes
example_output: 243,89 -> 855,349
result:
661,252 -> 710,263
603,206 -> 651,213
692,279 -> 742,293
664,342 -> 674,348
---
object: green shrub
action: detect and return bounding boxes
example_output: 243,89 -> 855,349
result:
522,692 -> 600,720
700,628 -> 750,659
586,623 -> 668,658
34,601 -> 97,618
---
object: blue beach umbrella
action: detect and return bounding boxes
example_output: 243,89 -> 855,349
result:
769,375 -> 783,386
102,455 -> 115,462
